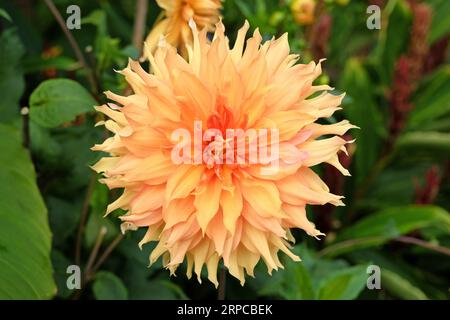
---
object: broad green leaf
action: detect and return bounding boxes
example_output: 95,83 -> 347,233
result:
339,206 -> 450,240
381,269 -> 428,300
0,124 -> 55,299
93,271 -> 128,300
29,79 -> 96,128
317,265 -> 368,300
0,28 -> 25,123
322,206 -> 450,257
339,59 -> 383,185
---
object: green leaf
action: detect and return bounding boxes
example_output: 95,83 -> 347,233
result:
371,0 -> 412,84
0,8 -> 12,22
279,263 -> 315,300
363,164 -> 432,210
93,271 -> 128,300
0,28 -> 25,123
233,0 -> 256,26
47,196 -> 80,244
340,206 -> 450,240
339,59 -> 383,185
407,67 -> 450,130
51,250 -> 74,299
381,269 -> 428,300
54,124 -> 103,190
347,250 -> 446,299
322,206 -> 450,257
22,56 -> 79,74
128,278 -> 188,300
0,124 -> 56,299
317,265 -> 368,300
395,132 -> 450,156
29,79 -> 96,128
256,245 -> 353,300
81,10 -> 107,37
428,0 -> 450,44
29,121 -> 62,159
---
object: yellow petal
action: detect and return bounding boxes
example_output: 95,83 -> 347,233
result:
194,177 -> 222,232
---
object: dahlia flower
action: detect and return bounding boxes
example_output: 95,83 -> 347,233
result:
92,20 -> 355,286
145,0 -> 222,56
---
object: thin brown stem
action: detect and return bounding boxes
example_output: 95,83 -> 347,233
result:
132,0 -> 148,55
91,233 -> 124,274
71,227 -> 107,300
318,235 -> 450,259
85,227 -> 107,277
393,236 -> 450,257
75,174 -> 97,266
217,267 -> 226,300
44,0 -> 98,94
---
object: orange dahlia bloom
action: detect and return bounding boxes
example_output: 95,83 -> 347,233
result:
145,0 -> 222,56
92,20 -> 355,286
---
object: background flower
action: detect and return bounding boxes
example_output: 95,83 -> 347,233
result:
145,0 -> 222,57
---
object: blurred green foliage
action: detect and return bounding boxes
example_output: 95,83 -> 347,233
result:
0,0 -> 449,300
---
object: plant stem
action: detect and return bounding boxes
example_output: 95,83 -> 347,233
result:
44,0 -> 98,94
71,227 -> 107,300
85,226 -> 107,278
91,233 -> 124,274
318,235 -> 450,258
393,236 -> 450,257
217,267 -> 227,300
132,0 -> 148,55
75,174 -> 97,266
